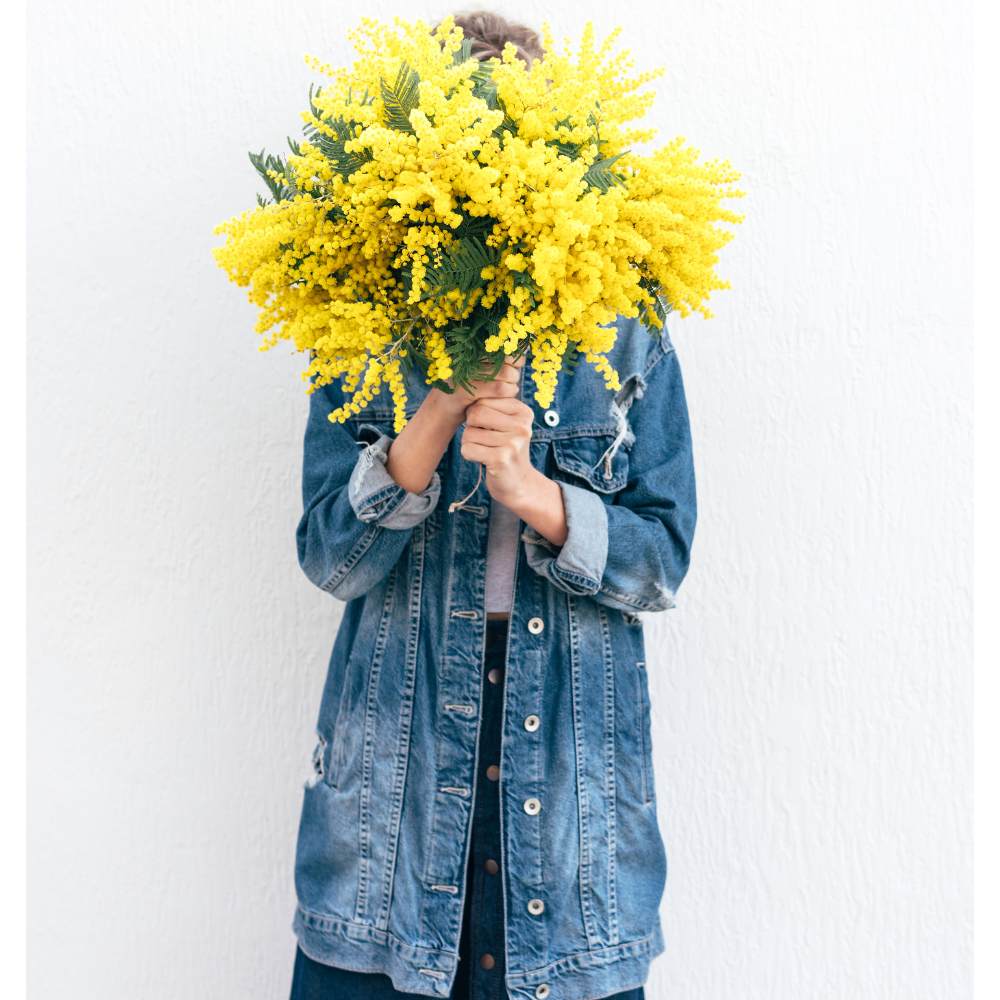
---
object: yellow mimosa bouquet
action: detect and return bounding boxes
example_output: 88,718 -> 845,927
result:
212,15 -> 744,432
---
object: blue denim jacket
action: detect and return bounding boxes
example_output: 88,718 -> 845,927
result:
291,315 -> 697,1000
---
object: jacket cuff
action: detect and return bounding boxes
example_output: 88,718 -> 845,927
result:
347,432 -> 441,530
522,480 -> 609,595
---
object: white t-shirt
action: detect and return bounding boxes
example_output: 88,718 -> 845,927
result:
484,499 -> 521,614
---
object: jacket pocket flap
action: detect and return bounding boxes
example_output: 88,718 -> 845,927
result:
551,433 -> 629,493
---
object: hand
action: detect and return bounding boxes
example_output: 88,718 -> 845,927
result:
386,355 -> 524,496
459,356 -> 537,508
428,354 -> 525,423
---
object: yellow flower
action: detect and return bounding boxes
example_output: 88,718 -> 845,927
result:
212,15 -> 744,424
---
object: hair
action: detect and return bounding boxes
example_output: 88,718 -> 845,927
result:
440,10 -> 544,66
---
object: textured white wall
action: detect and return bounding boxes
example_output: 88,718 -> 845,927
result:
27,1 -> 972,997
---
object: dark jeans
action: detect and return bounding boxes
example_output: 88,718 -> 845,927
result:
290,618 -> 645,1000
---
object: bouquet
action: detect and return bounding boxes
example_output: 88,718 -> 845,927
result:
212,15 -> 744,433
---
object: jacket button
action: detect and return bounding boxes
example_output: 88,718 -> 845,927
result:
484,858 -> 499,875
535,985 -> 551,999
480,953 -> 496,970
487,667 -> 503,685
524,714 -> 540,732
543,409 -> 560,427
527,616 -> 545,635
486,764 -> 500,781
527,897 -> 545,916
523,796 -> 542,815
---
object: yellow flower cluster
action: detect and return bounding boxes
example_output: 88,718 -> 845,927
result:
212,15 -> 744,432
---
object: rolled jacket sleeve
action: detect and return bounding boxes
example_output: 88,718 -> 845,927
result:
522,479 -> 609,596
522,333 -> 697,614
348,431 -> 442,530
296,380 -> 440,603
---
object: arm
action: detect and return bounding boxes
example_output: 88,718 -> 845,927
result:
384,390 -> 466,493
520,341 -> 697,613
295,379 -> 462,602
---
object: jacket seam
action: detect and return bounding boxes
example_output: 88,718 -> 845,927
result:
597,581 -> 664,611
359,481 -> 402,507
295,903 -> 658,975
598,604 -> 620,944
505,928 -> 660,984
377,519 -> 425,928
355,564 -> 398,920
320,524 -> 381,594
642,332 -> 675,381
295,904 -> 454,964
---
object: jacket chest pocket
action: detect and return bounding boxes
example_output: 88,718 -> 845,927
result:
548,430 -> 631,495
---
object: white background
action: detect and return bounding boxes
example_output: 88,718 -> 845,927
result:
27,1 -> 973,997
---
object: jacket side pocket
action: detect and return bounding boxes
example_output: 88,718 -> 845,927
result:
635,660 -> 655,806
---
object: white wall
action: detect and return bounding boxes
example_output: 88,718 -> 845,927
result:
27,1 -> 972,997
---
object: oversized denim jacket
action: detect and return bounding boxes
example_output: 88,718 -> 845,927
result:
291,314 -> 697,1000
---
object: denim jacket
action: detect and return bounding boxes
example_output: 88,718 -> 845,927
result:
291,315 -> 697,1000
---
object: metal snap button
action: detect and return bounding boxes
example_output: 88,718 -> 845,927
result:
487,667 -> 503,685
524,714 -> 540,732
486,764 -> 500,781
523,796 -> 542,815
484,858 -> 499,875
535,985 -> 551,999
527,897 -> 545,916
543,409 -> 560,427
527,616 -> 544,635
480,953 -> 496,970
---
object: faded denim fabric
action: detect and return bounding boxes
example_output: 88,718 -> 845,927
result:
292,315 -> 697,1000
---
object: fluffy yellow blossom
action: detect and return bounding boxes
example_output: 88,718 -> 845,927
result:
212,15 -> 744,426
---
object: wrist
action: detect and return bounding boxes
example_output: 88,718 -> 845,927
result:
424,387 -> 467,429
497,468 -> 569,546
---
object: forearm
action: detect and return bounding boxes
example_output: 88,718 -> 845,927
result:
385,389 -> 464,493
520,345 -> 697,614
496,467 -> 569,547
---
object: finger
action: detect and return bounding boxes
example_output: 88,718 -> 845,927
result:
470,379 -> 520,400
473,353 -> 523,378
460,440 -> 504,466
465,370 -> 516,393
463,425 -> 522,447
466,398 -> 529,427
469,396 -> 533,420
480,359 -> 522,385
465,410 -> 521,435
498,363 -> 523,384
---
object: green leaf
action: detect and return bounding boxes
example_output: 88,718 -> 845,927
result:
423,236 -> 500,306
491,94 -> 518,140
248,148 -> 298,203
547,116 -> 582,159
637,274 -> 673,330
582,151 -> 629,193
450,213 -> 496,240
451,38 -> 474,65
380,62 -> 421,134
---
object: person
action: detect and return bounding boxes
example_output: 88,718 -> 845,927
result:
287,13 -> 697,1000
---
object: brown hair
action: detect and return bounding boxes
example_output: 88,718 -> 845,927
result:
440,10 -> 544,66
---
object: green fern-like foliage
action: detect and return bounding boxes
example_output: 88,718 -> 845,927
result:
423,237 -> 501,307
303,84 -> 374,180
248,149 -> 298,204
582,151 -> 628,193
637,273 -> 673,332
380,62 -> 421,134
